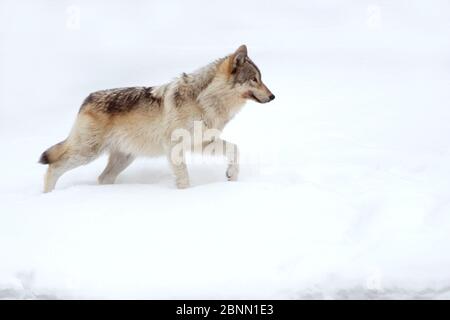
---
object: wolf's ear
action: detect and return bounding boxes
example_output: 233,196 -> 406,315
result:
231,44 -> 247,73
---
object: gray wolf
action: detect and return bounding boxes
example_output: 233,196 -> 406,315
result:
39,45 -> 275,192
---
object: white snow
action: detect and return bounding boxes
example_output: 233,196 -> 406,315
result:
1,0 -> 450,299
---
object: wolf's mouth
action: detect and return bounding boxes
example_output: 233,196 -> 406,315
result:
249,92 -> 262,103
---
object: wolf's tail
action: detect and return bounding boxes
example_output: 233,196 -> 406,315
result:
39,140 -> 67,165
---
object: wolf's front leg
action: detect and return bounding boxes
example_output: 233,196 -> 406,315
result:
204,139 -> 239,181
225,140 -> 239,181
167,146 -> 190,189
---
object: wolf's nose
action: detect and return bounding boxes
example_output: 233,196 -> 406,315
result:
269,94 -> 275,101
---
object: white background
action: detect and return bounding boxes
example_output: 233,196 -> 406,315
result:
1,0 -> 450,298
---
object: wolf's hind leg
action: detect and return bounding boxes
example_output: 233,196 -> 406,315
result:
98,152 -> 135,185
44,165 -> 65,193
44,152 -> 99,193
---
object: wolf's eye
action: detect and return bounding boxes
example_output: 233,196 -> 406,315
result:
251,77 -> 258,83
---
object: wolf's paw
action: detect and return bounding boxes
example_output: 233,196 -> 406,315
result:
226,164 -> 239,181
98,175 -> 115,185
176,179 -> 190,189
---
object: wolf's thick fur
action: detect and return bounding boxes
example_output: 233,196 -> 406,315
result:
39,45 -> 274,192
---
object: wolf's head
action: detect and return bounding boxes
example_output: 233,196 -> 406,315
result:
226,45 -> 275,104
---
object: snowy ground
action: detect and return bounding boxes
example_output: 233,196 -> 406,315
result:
1,0 -> 450,299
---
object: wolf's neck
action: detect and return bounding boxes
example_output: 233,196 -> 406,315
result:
183,57 -> 228,95
167,57 -> 226,109
196,60 -> 246,129
169,56 -> 245,129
